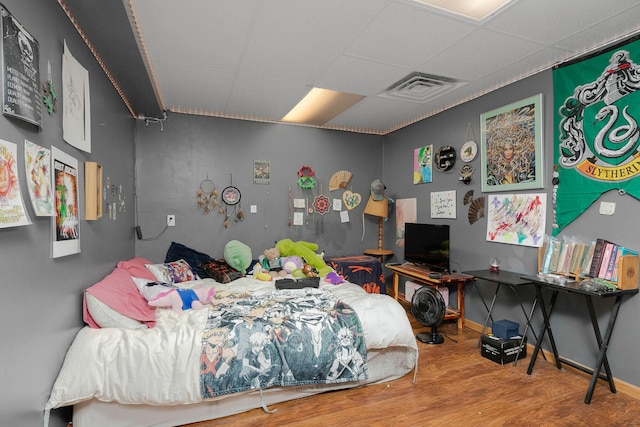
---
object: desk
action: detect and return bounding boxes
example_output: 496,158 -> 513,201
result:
464,269 -> 540,366
386,263 -> 474,329
522,274 -> 638,404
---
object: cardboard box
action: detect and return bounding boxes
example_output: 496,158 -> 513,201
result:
405,281 -> 449,306
492,319 -> 519,339
480,334 -> 527,365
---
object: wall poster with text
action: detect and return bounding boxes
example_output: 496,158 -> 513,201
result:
51,146 -> 80,258
1,5 -> 41,127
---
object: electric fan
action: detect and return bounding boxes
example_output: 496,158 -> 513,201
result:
410,286 -> 446,344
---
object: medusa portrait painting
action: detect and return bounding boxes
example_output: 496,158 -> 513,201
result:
481,94 -> 543,192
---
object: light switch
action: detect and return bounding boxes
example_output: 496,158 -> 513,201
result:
250,205 -> 257,214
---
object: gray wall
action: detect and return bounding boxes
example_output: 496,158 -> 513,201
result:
134,115 -> 386,262
383,70 -> 640,388
0,1 -> 137,426
4,2 -> 639,426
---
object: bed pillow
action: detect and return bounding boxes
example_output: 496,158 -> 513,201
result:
164,241 -> 213,278
199,258 -> 244,283
85,293 -> 147,329
83,267 -> 157,329
132,276 -> 178,301
146,259 -> 199,284
117,256 -> 157,281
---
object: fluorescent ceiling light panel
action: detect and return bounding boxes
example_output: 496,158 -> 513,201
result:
282,87 -> 365,126
413,0 -> 513,21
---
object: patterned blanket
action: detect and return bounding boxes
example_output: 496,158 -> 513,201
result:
200,288 -> 368,398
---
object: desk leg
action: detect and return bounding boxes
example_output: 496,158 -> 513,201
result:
477,283 -> 500,348
457,281 -> 465,329
528,287 -> 561,374
392,272 -> 399,301
510,285 -> 545,365
584,294 -> 622,404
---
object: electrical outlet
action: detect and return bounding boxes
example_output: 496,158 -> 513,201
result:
167,214 -> 176,226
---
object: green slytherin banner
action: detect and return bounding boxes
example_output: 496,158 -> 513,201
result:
553,37 -> 640,235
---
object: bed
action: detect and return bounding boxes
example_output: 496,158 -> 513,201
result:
44,252 -> 418,427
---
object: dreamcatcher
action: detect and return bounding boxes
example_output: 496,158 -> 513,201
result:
221,174 -> 244,228
196,177 -> 219,215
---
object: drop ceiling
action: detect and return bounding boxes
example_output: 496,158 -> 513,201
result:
60,0 -> 640,135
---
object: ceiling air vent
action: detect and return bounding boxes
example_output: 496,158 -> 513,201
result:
380,72 -> 466,103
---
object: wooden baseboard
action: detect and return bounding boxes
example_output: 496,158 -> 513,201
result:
464,318 -> 640,400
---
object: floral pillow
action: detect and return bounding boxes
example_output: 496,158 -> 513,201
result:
145,259 -> 199,284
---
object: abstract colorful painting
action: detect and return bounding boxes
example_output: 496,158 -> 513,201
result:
413,145 -> 432,184
486,193 -> 546,247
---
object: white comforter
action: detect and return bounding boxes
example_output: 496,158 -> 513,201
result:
46,278 -> 417,411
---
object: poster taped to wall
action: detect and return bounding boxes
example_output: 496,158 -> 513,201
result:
395,198 -> 417,247
430,190 -> 456,219
24,140 -> 54,216
51,146 -> 80,257
486,193 -> 546,247
62,40 -> 91,153
1,5 -> 42,127
0,138 -> 31,227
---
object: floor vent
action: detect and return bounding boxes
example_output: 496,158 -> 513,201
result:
380,72 -> 465,103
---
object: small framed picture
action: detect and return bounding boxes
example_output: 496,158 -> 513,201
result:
480,94 -> 543,192
253,159 -> 270,184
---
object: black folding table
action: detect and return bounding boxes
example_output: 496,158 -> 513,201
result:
521,274 -> 638,404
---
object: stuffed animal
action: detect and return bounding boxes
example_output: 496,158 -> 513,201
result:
280,255 -> 303,273
276,239 -> 333,277
148,285 -> 215,312
324,271 -> 345,284
259,247 -> 287,278
224,240 -> 252,274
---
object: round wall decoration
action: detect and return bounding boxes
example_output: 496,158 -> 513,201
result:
460,140 -> 477,162
434,146 -> 457,171
221,186 -> 241,205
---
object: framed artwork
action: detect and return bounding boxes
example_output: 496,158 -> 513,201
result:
253,159 -> 270,184
480,94 -> 543,192
413,145 -> 432,184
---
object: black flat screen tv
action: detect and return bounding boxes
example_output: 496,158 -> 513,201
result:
404,223 -> 450,272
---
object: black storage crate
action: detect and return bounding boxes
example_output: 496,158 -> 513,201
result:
480,334 -> 527,365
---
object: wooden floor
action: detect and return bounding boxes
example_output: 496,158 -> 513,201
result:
184,309 -> 640,427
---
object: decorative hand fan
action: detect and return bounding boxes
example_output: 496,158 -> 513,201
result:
468,197 -> 485,225
463,190 -> 474,206
329,170 -> 353,191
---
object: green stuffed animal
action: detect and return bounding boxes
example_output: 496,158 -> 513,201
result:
224,240 -> 252,274
276,238 -> 332,277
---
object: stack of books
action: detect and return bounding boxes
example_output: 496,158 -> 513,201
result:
539,236 -> 637,283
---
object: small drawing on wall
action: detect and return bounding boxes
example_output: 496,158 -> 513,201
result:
253,159 -> 270,184
430,190 -> 456,219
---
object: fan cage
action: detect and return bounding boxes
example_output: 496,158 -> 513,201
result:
410,286 -> 446,344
